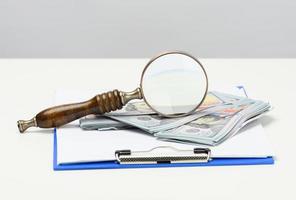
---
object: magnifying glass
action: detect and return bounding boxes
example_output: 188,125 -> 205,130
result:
17,52 -> 208,133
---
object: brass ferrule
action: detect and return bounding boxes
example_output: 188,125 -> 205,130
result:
17,118 -> 37,133
119,88 -> 143,105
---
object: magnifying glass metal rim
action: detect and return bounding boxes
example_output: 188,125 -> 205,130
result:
140,51 -> 209,118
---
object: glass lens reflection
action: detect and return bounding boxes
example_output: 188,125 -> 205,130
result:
141,53 -> 207,116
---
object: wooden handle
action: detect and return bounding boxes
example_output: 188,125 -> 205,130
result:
17,90 -> 123,133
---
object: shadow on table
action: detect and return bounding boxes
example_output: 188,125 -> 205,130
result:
23,124 -> 79,134
259,115 -> 275,128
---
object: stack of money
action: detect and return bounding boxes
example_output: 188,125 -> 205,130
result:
79,91 -> 271,146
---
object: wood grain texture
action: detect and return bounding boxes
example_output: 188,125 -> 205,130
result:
35,90 -> 122,128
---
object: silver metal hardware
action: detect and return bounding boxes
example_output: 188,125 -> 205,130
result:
115,146 -> 211,164
17,117 -> 37,133
119,88 -> 143,105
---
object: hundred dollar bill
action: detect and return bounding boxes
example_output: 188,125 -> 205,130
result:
80,91 -> 229,132
108,100 -> 156,116
106,92 -> 240,133
107,104 -> 240,134
155,100 -> 271,145
107,91 -> 226,116
79,91 -> 271,146
80,115 -> 133,131
80,91 -> 251,131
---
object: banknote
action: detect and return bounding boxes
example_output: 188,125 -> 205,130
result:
80,91 -> 252,132
107,91 -> 226,116
108,100 -> 155,115
80,115 -> 133,131
79,91 -> 271,146
80,98 -> 254,132
155,100 -> 271,145
107,103 -> 239,134
107,92 -> 255,133
155,102 -> 252,144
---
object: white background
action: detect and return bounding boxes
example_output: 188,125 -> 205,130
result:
0,59 -> 295,199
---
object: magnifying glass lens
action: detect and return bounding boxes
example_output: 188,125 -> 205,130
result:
141,53 -> 208,116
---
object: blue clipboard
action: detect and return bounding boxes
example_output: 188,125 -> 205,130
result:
53,86 -> 274,170
53,130 -> 274,171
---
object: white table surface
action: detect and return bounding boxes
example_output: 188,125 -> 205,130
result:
0,59 -> 295,200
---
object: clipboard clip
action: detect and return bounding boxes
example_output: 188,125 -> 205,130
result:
115,146 -> 211,164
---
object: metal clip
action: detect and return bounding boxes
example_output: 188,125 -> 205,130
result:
115,146 -> 211,164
